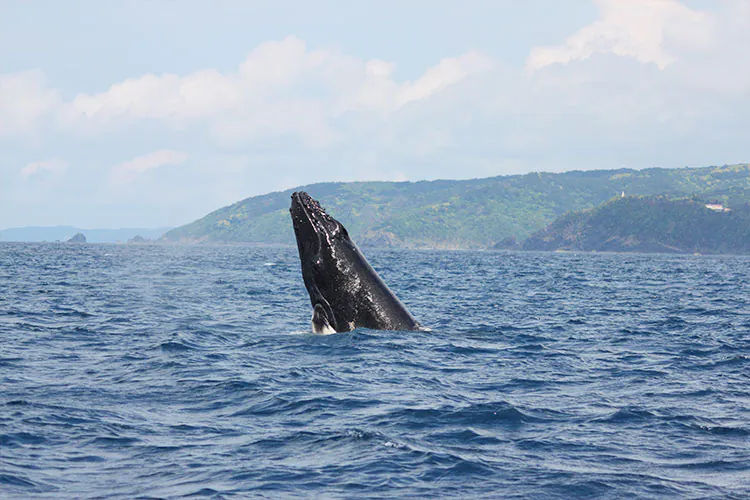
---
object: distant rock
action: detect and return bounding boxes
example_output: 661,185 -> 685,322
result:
493,236 -> 521,250
358,231 -> 402,248
67,233 -> 87,243
127,235 -> 150,244
0,226 -> 171,243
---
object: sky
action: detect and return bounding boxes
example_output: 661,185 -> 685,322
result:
1,0 -> 748,229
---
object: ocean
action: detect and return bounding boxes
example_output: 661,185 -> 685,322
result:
1,243 -> 748,499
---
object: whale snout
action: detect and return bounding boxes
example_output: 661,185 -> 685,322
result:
291,191 -> 308,207
290,193 -> 313,234
291,191 -> 323,215
290,191 -> 337,231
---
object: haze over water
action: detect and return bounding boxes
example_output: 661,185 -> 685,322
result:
1,243 -> 748,498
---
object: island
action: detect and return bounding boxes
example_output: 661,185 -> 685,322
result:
66,233 -> 87,244
127,235 -> 151,244
159,163 -> 750,253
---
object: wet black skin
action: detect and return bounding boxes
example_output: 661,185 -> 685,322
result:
290,191 -> 422,333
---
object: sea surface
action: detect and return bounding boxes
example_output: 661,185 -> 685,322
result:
1,243 -> 748,499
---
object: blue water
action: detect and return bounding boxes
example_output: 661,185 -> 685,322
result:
1,243 -> 748,499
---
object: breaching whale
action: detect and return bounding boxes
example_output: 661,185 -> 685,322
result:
290,191 -> 422,334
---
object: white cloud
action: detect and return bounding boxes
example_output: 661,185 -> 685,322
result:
109,150 -> 188,185
514,0 -> 750,166
2,8 -> 750,229
398,51 -> 493,106
20,159 -> 69,179
61,69 -> 242,125
335,50 -> 493,116
527,0 -> 708,70
55,36 -> 491,146
0,71 -> 60,138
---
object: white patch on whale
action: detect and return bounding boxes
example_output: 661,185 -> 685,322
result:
312,320 -> 337,335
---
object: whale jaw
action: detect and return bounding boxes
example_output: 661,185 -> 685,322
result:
312,303 -> 337,334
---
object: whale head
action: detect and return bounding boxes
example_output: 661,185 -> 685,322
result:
290,192 -> 349,255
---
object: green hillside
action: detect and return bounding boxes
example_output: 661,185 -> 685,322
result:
523,196 -> 750,254
161,163 -> 750,248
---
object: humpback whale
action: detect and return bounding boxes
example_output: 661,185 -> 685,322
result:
290,191 -> 422,333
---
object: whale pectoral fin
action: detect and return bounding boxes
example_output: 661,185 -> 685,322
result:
312,303 -> 337,334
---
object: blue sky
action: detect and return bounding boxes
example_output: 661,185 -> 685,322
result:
1,0 -> 748,228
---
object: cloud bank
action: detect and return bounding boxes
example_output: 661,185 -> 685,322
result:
1,0 -> 748,228
20,159 -> 68,179
109,150 -> 188,186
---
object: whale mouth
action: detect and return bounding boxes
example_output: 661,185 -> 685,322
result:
290,192 -> 341,332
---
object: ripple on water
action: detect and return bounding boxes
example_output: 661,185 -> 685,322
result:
1,244 -> 749,499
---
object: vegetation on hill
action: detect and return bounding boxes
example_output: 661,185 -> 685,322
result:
161,164 -> 750,249
523,196 -> 750,254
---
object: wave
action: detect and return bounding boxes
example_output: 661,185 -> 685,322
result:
3,244 -> 749,499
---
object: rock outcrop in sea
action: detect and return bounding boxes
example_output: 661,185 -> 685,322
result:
66,233 -> 87,243
127,235 -> 150,244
